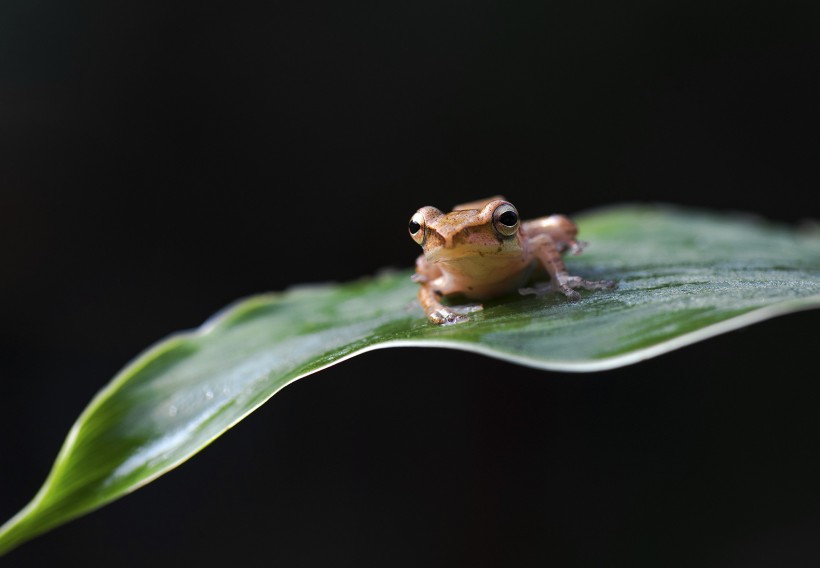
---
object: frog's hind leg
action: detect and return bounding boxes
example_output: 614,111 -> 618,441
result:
418,285 -> 482,325
522,234 -> 616,301
522,214 -> 584,254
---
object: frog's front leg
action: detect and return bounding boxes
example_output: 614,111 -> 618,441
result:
413,255 -> 482,325
418,284 -> 482,325
522,234 -> 616,301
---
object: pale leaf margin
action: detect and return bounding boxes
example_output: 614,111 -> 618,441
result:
1,204 -> 818,556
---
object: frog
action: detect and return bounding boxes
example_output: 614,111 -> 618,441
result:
408,196 -> 616,325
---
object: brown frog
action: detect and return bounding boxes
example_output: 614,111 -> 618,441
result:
408,196 -> 616,325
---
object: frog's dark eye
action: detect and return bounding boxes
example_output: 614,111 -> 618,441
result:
499,210 -> 518,226
408,212 -> 426,245
492,202 -> 520,238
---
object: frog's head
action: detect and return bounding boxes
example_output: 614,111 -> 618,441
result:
408,198 -> 523,263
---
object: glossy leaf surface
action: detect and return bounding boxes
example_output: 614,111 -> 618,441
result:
1,205 -> 818,555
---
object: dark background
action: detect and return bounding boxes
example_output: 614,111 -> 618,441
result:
1,1 -> 819,566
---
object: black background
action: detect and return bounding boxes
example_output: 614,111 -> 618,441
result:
1,1 -> 819,566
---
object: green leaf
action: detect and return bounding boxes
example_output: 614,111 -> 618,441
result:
1,205 -> 818,555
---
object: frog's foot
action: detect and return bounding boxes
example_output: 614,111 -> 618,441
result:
520,276 -> 616,302
428,303 -> 483,326
411,273 -> 428,283
568,240 -> 588,255
518,280 -> 581,302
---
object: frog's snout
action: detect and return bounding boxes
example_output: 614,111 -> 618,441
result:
431,227 -> 457,249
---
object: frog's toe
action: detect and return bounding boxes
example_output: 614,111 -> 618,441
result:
450,302 -> 483,314
429,308 -> 470,326
573,277 -> 617,291
519,282 -> 556,297
562,288 -> 582,302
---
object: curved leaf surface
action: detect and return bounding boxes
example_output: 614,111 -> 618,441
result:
1,205 -> 819,555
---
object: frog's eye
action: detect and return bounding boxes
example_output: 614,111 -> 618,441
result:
492,203 -> 520,237
408,212 -> 426,244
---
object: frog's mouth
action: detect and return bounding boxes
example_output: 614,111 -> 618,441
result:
427,243 -> 526,266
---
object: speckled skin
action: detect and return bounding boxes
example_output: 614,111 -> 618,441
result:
409,197 -> 615,325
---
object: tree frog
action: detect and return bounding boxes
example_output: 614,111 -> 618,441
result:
408,196 -> 616,325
